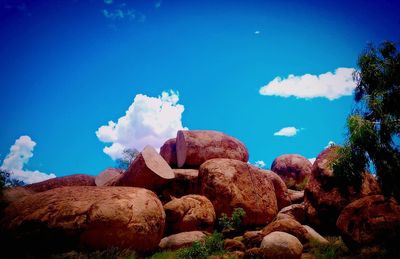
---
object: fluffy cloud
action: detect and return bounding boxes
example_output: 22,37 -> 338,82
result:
96,90 -> 187,160
254,160 -> 266,168
325,140 -> 336,148
1,136 -> 56,184
308,157 -> 316,164
259,67 -> 356,100
273,127 -> 299,137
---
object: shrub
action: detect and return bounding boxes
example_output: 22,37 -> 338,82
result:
177,231 -> 225,259
218,207 -> 246,234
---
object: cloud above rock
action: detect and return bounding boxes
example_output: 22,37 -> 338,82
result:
259,67 -> 356,100
96,90 -> 187,160
1,136 -> 56,184
273,127 -> 300,137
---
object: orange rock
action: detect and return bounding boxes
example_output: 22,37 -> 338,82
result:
160,169 -> 199,201
199,158 -> 278,227
158,231 -> 206,250
176,130 -> 249,168
26,174 -> 95,192
223,239 -> 245,252
288,189 -> 304,204
260,169 -> 291,210
95,168 -> 123,186
164,195 -> 216,234
160,138 -> 178,167
1,186 -> 165,253
116,145 -> 174,191
261,218 -> 308,244
260,231 -> 303,259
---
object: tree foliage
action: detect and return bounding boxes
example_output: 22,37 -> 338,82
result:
333,41 -> 400,200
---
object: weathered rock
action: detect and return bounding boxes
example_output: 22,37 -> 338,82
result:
336,195 -> 400,253
277,204 -> 305,224
199,158 -> 278,226
304,146 -> 381,233
26,174 -> 96,192
95,168 -> 123,186
260,231 -> 303,259
164,195 -> 216,234
1,187 -> 34,204
176,130 -> 249,168
303,225 -> 329,245
224,239 -> 245,252
262,169 -> 291,210
242,230 -> 263,248
116,145 -> 174,191
158,231 -> 206,250
160,138 -> 177,167
271,154 -> 312,190
160,169 -> 199,201
261,218 -> 308,244
244,247 -> 266,258
1,186 -> 165,253
211,251 -> 245,259
288,189 -> 304,204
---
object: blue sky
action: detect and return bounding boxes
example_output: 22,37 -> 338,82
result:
0,0 -> 399,182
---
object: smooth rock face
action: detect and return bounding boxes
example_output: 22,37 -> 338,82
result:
304,146 -> 381,233
158,231 -> 206,250
261,218 -> 308,244
1,186 -> 166,253
164,195 -> 216,234
303,225 -> 329,245
176,130 -> 249,168
261,169 -> 291,210
116,145 -> 174,191
199,158 -> 278,226
25,174 -> 96,192
260,231 -> 303,259
95,168 -> 123,186
271,154 -> 312,190
336,195 -> 400,252
161,169 -> 199,201
160,138 -> 177,167
277,204 -> 306,224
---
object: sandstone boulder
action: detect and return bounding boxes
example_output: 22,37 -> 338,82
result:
242,230 -> 263,248
260,231 -> 303,259
164,195 -> 216,234
158,231 -> 206,250
304,146 -> 381,233
336,195 -> 400,253
303,225 -> 329,245
223,239 -> 245,252
199,158 -> 278,226
288,189 -> 304,204
261,169 -> 291,210
160,138 -> 177,167
277,204 -> 305,224
116,145 -> 174,191
271,154 -> 312,190
26,174 -> 95,192
95,168 -> 123,186
160,169 -> 199,201
1,186 -> 165,253
176,130 -> 249,168
261,218 -> 308,244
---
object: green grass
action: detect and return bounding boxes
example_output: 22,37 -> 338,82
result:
51,248 -> 137,259
307,236 -> 350,259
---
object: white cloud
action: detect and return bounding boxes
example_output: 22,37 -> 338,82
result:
273,127 -> 299,137
96,90 -> 188,160
254,30 -> 260,35
254,160 -> 266,168
1,136 -> 56,184
259,67 -> 356,100
308,158 -> 316,164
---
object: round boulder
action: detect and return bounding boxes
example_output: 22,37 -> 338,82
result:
260,231 -> 303,259
160,169 -> 200,201
95,168 -> 123,186
1,186 -> 166,254
199,158 -> 278,226
304,146 -> 381,233
159,231 -> 206,250
337,195 -> 400,254
160,138 -> 177,167
25,174 -> 96,192
271,154 -> 312,190
261,169 -> 291,210
261,218 -> 308,244
164,195 -> 216,234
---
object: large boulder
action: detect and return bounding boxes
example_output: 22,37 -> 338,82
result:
288,189 -> 304,204
160,169 -> 200,201
336,195 -> 400,254
95,168 -> 123,186
164,195 -> 216,234
116,145 -> 174,191
158,231 -> 206,250
304,146 -> 381,233
176,130 -> 249,168
26,174 -> 96,192
1,186 -> 166,254
276,204 -> 306,224
262,169 -> 291,210
260,231 -> 303,259
160,138 -> 177,167
271,154 -> 312,190
261,218 -> 308,244
199,158 -> 278,226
